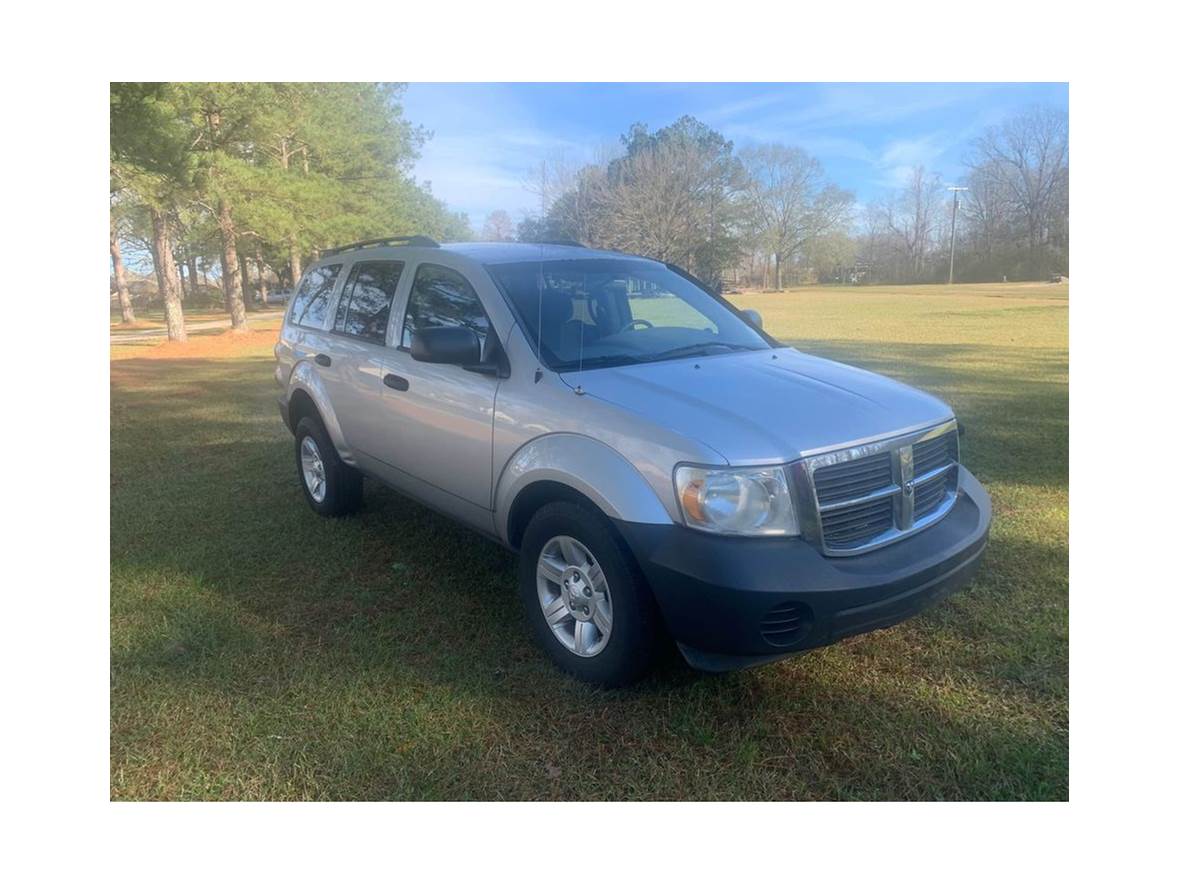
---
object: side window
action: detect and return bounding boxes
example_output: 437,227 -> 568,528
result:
289,264 -> 342,328
401,264 -> 490,352
332,260 -> 404,343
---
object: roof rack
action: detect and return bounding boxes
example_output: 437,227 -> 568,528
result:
527,238 -> 584,248
322,235 -> 439,256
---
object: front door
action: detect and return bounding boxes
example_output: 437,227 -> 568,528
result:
378,262 -> 499,509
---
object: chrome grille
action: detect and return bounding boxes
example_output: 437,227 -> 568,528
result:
914,469 -> 956,520
805,421 -> 960,556
813,451 -> 893,506
913,432 -> 958,478
822,496 -> 895,550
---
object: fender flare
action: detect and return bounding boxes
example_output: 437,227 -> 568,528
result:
286,361 -> 357,464
494,433 -> 674,544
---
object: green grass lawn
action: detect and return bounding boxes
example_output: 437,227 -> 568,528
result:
110,282 -> 1068,800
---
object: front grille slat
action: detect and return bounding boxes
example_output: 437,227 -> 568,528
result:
816,469 -> 893,494
812,451 -> 893,506
815,472 -> 893,495
809,423 -> 960,555
822,506 -> 892,529
913,468 -> 956,520
821,495 -> 894,548
913,434 -> 958,478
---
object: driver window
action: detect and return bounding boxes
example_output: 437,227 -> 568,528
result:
401,264 -> 490,354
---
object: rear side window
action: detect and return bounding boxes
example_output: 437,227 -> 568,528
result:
401,264 -> 490,351
289,264 -> 342,328
333,261 -> 404,343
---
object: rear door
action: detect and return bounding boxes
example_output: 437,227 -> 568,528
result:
283,261 -> 346,392
320,259 -> 406,458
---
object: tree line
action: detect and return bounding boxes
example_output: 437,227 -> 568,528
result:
506,107 -> 1068,290
111,86 -> 1068,344
110,83 -> 470,340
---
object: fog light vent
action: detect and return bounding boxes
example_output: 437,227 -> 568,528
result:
759,602 -> 812,648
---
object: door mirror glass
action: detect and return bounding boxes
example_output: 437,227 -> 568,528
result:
410,326 -> 481,366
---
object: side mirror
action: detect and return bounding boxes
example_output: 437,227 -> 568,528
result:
742,308 -> 763,329
410,326 -> 481,366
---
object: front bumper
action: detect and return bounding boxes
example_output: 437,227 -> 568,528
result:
613,468 -> 992,672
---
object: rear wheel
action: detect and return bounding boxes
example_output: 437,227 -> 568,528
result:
519,501 -> 659,686
294,416 -> 363,516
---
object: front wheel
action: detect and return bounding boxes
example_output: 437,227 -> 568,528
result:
519,501 -> 660,686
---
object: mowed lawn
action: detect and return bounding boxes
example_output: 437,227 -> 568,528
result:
110,282 -> 1068,800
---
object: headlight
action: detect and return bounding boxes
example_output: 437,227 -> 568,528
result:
674,464 -> 799,536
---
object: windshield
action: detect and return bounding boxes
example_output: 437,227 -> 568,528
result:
488,258 -> 770,371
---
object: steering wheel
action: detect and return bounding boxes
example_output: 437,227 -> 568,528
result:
619,318 -> 653,333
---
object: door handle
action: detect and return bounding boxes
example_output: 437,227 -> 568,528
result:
383,373 -> 409,391
314,353 -> 331,367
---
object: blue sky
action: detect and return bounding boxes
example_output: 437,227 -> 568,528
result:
402,82 -> 1067,230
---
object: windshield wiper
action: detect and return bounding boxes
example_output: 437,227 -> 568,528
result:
639,342 -> 760,362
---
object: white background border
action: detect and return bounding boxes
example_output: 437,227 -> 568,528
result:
5,0 -> 1176,879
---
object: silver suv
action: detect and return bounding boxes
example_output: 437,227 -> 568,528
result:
276,236 -> 991,685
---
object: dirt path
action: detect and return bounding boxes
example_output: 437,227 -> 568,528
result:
110,310 -> 285,343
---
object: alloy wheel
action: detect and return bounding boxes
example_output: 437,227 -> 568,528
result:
300,436 -> 327,503
535,535 -> 613,657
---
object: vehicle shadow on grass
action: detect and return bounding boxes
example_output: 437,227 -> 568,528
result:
110,350 -> 1067,800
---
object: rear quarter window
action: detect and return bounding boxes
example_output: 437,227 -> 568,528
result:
289,264 -> 342,328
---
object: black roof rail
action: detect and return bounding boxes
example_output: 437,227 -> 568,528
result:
527,238 -> 584,248
322,235 -> 439,256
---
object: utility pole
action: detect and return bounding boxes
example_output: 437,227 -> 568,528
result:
947,186 -> 968,285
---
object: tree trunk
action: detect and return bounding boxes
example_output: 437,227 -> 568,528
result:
149,208 -> 186,342
773,252 -> 783,291
240,254 -> 254,310
177,261 -> 188,300
109,216 -> 136,325
187,257 -> 199,299
217,200 -> 248,331
289,234 -> 303,288
256,249 -> 269,305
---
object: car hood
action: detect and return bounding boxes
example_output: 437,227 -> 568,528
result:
561,347 -> 953,464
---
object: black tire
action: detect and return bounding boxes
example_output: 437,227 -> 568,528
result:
294,416 -> 363,517
519,501 -> 660,687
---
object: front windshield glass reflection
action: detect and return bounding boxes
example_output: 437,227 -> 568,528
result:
489,259 -> 768,371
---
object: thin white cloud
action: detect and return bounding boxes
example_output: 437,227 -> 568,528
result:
702,89 -> 796,122
869,130 -> 962,189
404,84 -> 594,227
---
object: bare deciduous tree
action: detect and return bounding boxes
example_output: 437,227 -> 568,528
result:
741,145 -> 853,290
480,209 -> 516,242
871,165 -> 944,281
969,106 -> 1068,275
